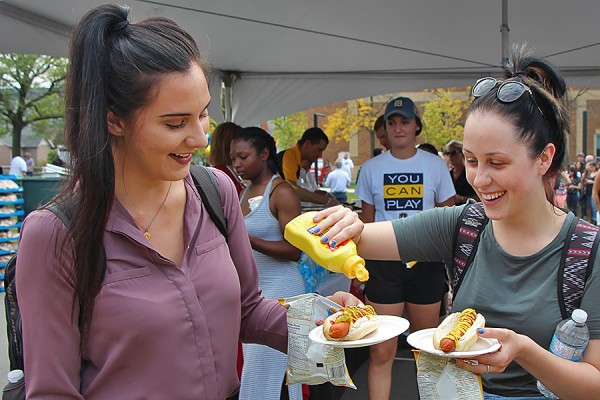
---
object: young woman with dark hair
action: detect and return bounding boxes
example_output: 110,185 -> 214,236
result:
230,126 -> 305,400
15,4 -> 356,399
311,45 -> 600,399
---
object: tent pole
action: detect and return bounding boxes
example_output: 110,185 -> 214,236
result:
222,72 -> 237,122
501,0 -> 510,69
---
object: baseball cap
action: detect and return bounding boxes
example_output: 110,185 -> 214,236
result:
384,97 -> 420,121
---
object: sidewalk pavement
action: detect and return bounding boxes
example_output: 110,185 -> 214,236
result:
340,335 -> 419,400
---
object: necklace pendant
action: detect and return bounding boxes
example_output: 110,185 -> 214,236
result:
144,230 -> 151,240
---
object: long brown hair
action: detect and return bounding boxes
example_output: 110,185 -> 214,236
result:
209,122 -> 242,166
60,3 -> 205,343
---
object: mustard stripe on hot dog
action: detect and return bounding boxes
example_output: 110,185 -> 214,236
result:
433,308 -> 485,353
322,305 -> 380,341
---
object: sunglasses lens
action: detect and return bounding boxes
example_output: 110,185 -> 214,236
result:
497,82 -> 526,103
472,78 -> 497,97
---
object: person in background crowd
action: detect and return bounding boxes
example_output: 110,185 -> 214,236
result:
586,154 -> 595,164
8,154 -> 27,176
23,152 -> 34,176
207,122 -> 246,379
374,115 -> 391,151
15,4 -> 358,399
315,44 -> 600,400
278,127 -> 338,207
355,96 -> 455,400
577,152 -> 585,167
323,160 -> 351,203
554,166 -> 570,209
230,127 -> 305,400
582,161 -> 598,224
445,140 -> 479,205
339,152 -> 355,180
416,142 -> 439,156
592,164 -> 600,224
209,122 -> 246,195
565,164 -> 582,214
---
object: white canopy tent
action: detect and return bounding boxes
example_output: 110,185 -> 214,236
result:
1,0 -> 599,126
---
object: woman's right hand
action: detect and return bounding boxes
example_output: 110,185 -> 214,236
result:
311,205 -> 363,247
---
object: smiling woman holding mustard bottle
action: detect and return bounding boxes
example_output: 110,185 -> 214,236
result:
309,45 -> 600,399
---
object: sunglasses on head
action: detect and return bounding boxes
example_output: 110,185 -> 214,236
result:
471,77 -> 551,129
443,150 -> 460,156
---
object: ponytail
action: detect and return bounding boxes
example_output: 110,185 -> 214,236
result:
60,3 -> 205,344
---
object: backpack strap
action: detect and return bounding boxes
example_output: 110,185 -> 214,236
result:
190,165 -> 228,241
451,202 -> 488,295
558,217 -> 599,319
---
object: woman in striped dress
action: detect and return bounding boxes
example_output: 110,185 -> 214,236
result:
230,127 -> 305,400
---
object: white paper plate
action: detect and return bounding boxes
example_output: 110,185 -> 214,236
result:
308,315 -> 410,348
407,328 -> 501,357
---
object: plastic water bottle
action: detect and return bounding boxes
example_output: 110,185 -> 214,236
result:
537,309 -> 589,398
2,369 -> 25,400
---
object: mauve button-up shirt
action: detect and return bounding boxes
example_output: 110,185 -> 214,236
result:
16,171 -> 288,400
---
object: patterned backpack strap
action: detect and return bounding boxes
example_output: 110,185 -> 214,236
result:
451,202 -> 488,295
559,217 -> 599,319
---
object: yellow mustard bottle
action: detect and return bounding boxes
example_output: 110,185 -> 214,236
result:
284,212 -> 369,282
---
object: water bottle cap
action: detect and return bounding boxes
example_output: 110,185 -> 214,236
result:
572,309 -> 588,323
7,369 -> 23,383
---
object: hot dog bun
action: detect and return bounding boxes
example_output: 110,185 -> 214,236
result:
433,308 -> 485,353
322,305 -> 380,341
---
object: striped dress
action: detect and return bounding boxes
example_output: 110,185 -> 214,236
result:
239,176 -> 305,400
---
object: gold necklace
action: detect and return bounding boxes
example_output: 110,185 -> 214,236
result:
133,181 -> 173,240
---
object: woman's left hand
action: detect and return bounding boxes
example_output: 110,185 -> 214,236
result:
312,205 -> 363,247
452,327 -> 525,375
327,291 -> 364,308
316,291 -> 364,326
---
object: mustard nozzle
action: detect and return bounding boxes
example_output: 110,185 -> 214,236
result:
343,254 -> 369,282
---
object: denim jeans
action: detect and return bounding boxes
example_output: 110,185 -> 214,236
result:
588,193 -> 597,223
331,191 -> 347,202
484,393 -> 547,400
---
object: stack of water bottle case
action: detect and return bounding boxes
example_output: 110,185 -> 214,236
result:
0,175 -> 24,293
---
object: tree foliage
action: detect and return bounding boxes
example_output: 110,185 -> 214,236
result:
0,53 -> 67,156
271,112 -> 308,150
324,97 -> 381,153
420,88 -> 468,150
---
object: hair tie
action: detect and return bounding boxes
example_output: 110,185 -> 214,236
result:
112,20 -> 130,34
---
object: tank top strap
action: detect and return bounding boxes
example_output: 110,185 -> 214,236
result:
262,175 -> 278,202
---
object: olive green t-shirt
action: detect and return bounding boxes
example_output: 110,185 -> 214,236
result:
391,205 -> 600,397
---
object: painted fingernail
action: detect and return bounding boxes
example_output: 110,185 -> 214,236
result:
329,239 -> 337,247
321,236 -> 329,243
313,215 -> 319,221
477,328 -> 484,334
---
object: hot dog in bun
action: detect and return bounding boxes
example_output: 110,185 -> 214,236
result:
323,305 -> 380,341
433,308 -> 485,353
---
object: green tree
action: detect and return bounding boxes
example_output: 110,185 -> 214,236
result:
324,97 -> 382,154
271,112 -> 308,149
0,53 -> 67,157
421,88 -> 468,150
